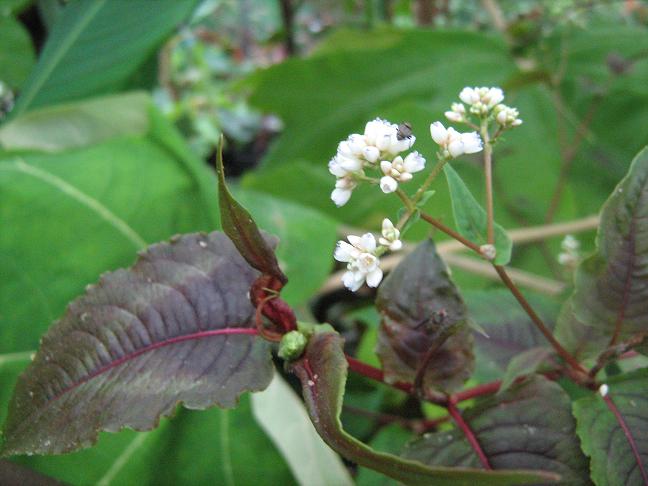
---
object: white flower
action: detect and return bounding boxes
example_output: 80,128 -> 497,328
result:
334,233 -> 383,291
445,102 -> 466,123
379,218 -> 402,251
459,87 -> 505,116
363,118 -> 415,156
331,176 -> 357,207
430,121 -> 482,158
479,244 -> 496,261
494,104 -> 522,127
328,154 -> 362,177
557,234 -> 580,267
378,152 -> 426,193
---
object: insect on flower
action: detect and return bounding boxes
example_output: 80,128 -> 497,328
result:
396,122 -> 413,141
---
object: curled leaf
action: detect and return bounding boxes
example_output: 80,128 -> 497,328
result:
1,231 -> 275,456
289,332 -> 558,485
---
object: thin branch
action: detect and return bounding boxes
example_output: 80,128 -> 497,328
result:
419,212 -> 482,253
481,121 -> 495,245
493,265 -> 587,375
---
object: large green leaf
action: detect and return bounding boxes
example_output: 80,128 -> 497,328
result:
572,369 -> 648,486
251,373 -> 353,486
556,146 -> 648,358
443,164 -> 512,265
289,331 -> 558,485
1,231 -> 275,456
0,16 -> 35,89
376,240 -> 474,393
404,377 -> 592,485
14,403 -> 296,486
10,0 -> 199,117
0,92 -> 150,152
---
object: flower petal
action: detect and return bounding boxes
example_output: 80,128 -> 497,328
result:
366,267 -> 383,287
360,233 -> 377,253
331,187 -> 352,207
430,121 -> 447,144
380,176 -> 398,193
334,241 -> 359,262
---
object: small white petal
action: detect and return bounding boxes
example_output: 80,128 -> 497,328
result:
380,160 -> 392,175
460,132 -> 483,154
365,268 -> 383,287
360,233 -> 377,253
445,111 -> 463,122
342,271 -> 364,292
399,172 -> 413,182
337,141 -> 353,158
376,133 -> 392,151
331,187 -> 352,207
403,151 -> 426,173
380,176 -> 398,193
488,87 -> 504,107
347,134 -> 366,154
328,158 -> 347,177
363,146 -> 380,163
459,87 -> 478,105
347,234 -> 362,247
430,121 -> 447,144
448,140 -> 464,158
382,218 -> 395,233
334,241 -> 358,262
389,240 -> 403,251
337,155 -> 362,172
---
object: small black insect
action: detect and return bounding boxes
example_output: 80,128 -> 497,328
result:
396,122 -> 413,141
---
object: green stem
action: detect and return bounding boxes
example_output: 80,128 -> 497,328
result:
480,119 -> 495,245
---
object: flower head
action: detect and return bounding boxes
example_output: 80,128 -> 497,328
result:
379,218 -> 402,251
334,233 -> 383,291
378,152 -> 426,193
445,102 -> 466,123
459,87 -> 504,116
430,121 -> 482,158
557,234 -> 581,267
494,104 -> 522,128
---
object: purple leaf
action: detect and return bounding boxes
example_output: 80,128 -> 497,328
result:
1,232 -> 274,456
404,377 -> 591,485
289,331 -> 558,485
556,146 -> 648,358
376,240 -> 474,393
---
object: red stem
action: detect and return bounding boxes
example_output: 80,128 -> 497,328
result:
447,402 -> 492,469
602,394 -> 648,485
453,381 -> 502,402
345,355 -> 414,394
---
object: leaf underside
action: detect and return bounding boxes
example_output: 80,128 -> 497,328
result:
572,369 -> 648,486
376,240 -> 474,393
290,332 -> 558,485
1,231 -> 275,456
404,376 -> 593,485
556,146 -> 648,358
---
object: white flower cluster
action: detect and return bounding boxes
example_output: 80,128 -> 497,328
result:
334,219 -> 401,291
444,86 -> 523,127
329,119 -> 425,206
430,122 -> 483,159
558,234 -> 580,267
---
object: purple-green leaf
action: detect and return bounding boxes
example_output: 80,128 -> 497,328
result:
556,146 -> 648,358
465,289 -> 559,382
572,369 -> 648,486
404,376 -> 591,485
0,231 -> 274,456
376,240 -> 474,393
216,142 -> 286,285
289,331 -> 558,485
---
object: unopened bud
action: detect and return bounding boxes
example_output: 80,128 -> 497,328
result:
480,244 -> 496,261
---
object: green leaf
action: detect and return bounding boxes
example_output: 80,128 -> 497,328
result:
1,231 -> 275,456
232,188 -> 337,306
0,92 -> 150,151
376,239 -> 474,393
247,29 -> 513,169
217,145 -> 286,284
11,0 -> 199,117
498,347 -> 555,393
0,101 -> 217,354
572,369 -> 648,486
251,373 -> 353,486
465,289 -> 560,382
404,377 -> 591,485
0,16 -> 35,89
9,400 -> 296,485
555,146 -> 648,358
444,164 -> 512,265
289,331 -> 558,485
